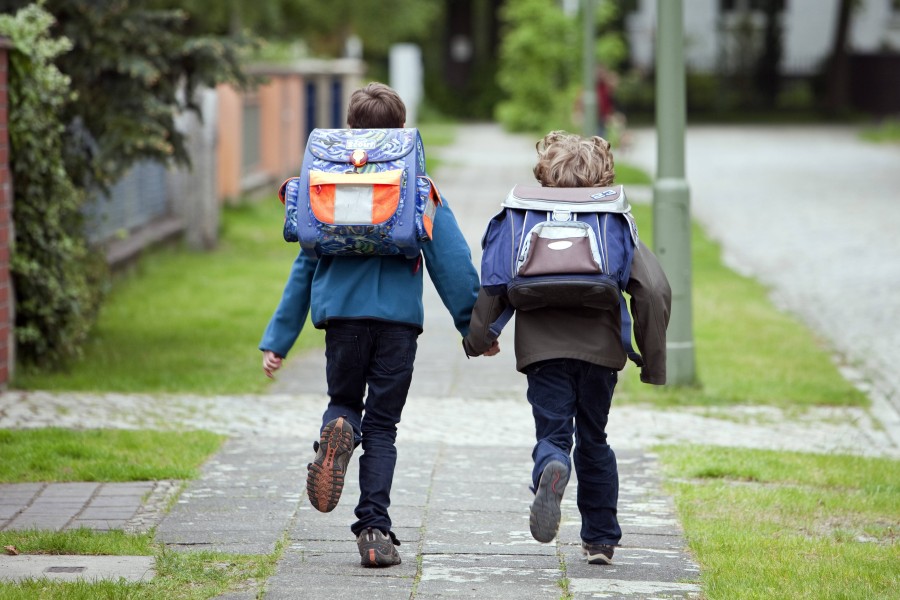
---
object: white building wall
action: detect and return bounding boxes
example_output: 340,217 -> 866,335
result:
782,0 -> 839,74
626,0 -> 897,76
683,0 -> 719,71
851,0 -> 900,51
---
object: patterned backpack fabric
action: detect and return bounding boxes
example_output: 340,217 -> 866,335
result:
279,128 -> 441,259
480,184 -> 643,364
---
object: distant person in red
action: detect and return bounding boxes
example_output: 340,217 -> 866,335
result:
595,65 -> 619,139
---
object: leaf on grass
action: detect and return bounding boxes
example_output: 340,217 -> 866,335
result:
4,545 -> 19,555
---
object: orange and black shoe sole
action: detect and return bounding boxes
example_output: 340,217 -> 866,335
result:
306,417 -> 354,512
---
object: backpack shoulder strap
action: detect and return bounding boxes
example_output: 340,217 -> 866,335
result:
488,304 -> 515,340
620,293 -> 643,366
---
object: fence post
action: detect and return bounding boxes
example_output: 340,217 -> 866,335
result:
0,37 -> 14,387
169,87 -> 220,249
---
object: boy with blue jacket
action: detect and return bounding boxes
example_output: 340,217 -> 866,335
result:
260,82 -> 481,567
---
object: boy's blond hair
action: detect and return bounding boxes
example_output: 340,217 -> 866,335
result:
533,131 -> 615,188
347,82 -> 406,129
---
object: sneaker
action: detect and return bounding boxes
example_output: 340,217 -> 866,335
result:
582,542 -> 615,565
529,460 -> 569,543
357,527 -> 401,567
306,416 -> 354,512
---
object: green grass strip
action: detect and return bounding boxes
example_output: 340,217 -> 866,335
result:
0,428 -> 224,482
657,445 -> 900,599
0,528 -> 155,556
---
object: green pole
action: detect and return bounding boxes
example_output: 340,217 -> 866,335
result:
582,0 -> 597,137
653,0 -> 696,385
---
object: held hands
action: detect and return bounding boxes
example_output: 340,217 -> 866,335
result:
262,350 -> 283,378
483,340 -> 501,357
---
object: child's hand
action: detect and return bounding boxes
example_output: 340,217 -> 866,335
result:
262,350 -> 283,378
483,340 -> 501,357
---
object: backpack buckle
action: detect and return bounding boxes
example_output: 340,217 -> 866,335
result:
552,209 -> 572,221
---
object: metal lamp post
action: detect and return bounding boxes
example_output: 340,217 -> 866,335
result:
653,0 -> 696,385
582,0 -> 597,137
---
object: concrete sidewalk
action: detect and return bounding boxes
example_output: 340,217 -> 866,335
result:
2,123 -> 899,598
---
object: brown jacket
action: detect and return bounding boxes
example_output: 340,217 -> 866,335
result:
463,240 -> 672,384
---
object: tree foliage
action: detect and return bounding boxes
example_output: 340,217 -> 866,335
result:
495,0 -> 626,133
0,0 -> 250,191
495,0 -> 579,132
0,0 -> 251,368
0,4 -> 102,365
150,0 -> 442,59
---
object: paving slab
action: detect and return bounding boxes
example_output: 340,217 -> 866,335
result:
567,577 -> 702,599
0,555 -> 154,583
0,481 -> 167,534
154,436 -> 307,554
416,553 -> 562,599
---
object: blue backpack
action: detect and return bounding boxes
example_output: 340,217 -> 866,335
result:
480,184 -> 643,364
278,128 -> 441,259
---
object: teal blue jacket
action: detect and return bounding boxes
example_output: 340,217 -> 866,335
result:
259,199 -> 479,358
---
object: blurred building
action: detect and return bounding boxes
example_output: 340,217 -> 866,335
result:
626,0 -> 900,76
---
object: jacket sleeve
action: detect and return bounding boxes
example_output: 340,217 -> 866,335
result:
462,288 -> 508,356
259,251 -> 316,357
625,241 -> 672,384
421,197 -> 480,337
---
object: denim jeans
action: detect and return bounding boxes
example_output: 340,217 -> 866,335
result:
322,319 -> 418,537
524,358 -> 622,545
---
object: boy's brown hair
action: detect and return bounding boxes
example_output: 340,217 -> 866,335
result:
347,82 -> 406,129
533,130 -> 615,188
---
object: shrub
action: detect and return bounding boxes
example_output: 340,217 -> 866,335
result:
494,0 -> 580,132
0,4 -> 105,366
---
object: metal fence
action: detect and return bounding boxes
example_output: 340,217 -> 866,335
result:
82,160 -> 169,244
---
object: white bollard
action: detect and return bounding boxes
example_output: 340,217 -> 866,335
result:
389,44 -> 423,127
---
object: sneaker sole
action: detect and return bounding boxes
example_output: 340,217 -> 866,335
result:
583,549 -> 613,565
529,460 -> 569,543
360,548 -> 402,568
307,417 -> 354,512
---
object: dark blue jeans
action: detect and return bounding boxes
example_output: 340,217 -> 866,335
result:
322,319 -> 418,537
525,358 -> 622,546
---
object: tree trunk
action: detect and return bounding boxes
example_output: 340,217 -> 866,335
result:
824,0 -> 853,115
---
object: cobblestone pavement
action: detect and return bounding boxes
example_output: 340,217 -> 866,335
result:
1,124 -> 898,598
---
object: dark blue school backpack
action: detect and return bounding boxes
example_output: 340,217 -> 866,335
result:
480,184 -> 643,364
278,128 -> 441,259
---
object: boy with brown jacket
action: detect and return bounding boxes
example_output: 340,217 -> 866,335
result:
463,131 -> 671,565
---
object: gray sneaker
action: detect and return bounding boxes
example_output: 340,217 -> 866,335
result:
357,527 -> 401,568
582,542 -> 615,565
529,460 -> 569,543
306,417 -> 354,512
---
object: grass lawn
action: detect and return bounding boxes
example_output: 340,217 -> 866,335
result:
12,198 -> 323,394
657,445 -> 899,599
860,118 -> 900,144
0,428 -> 224,482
